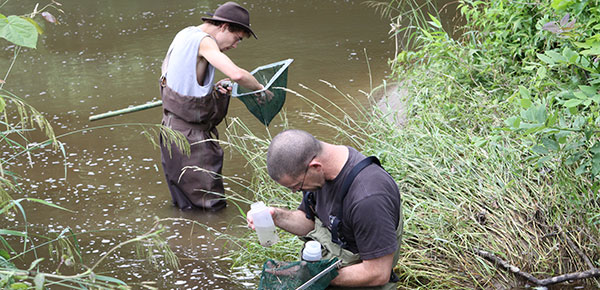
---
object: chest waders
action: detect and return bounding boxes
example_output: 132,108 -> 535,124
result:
159,79 -> 230,210
302,157 -> 403,290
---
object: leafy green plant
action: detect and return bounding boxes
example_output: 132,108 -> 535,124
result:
498,1 -> 600,182
355,0 -> 600,288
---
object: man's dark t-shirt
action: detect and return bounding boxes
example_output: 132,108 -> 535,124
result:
299,147 -> 401,260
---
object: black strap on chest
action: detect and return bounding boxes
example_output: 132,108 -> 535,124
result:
330,156 -> 380,248
304,156 -> 399,283
302,156 -> 381,248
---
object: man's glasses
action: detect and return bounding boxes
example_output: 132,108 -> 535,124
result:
296,153 -> 317,192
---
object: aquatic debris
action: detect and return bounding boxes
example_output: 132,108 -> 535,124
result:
41,12 -> 58,24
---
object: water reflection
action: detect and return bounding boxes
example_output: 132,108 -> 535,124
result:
1,0 -> 393,288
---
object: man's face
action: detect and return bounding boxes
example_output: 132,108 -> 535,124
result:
217,25 -> 246,52
279,166 -> 324,193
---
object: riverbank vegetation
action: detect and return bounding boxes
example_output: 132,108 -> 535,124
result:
2,0 -> 598,289
381,0 -> 600,288
225,0 -> 600,288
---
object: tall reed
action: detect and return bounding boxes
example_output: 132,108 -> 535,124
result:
189,1 -> 600,287
218,73 -> 599,288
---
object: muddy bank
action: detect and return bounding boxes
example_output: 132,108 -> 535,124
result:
373,82 -> 407,127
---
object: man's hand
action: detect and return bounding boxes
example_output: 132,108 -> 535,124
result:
215,79 -> 233,94
247,208 -> 315,236
247,206 -> 276,230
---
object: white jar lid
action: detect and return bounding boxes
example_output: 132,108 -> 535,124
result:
302,241 -> 322,261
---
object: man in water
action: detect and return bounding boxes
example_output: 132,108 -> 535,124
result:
248,129 -> 403,289
160,2 -> 270,211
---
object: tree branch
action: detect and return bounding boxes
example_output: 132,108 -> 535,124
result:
558,226 -> 595,270
474,248 -> 600,286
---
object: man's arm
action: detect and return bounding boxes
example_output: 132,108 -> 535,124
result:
247,207 -> 314,236
330,252 -> 395,287
272,208 -> 315,236
199,37 -> 263,91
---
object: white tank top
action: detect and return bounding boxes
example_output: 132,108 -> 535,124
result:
163,26 -> 215,97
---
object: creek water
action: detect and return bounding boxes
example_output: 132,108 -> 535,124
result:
1,0 -> 401,289
1,1 -> 593,290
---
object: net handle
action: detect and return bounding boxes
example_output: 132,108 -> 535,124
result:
295,259 -> 342,290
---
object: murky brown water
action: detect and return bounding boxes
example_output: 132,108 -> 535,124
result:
1,0 -> 396,289
1,1 -> 595,289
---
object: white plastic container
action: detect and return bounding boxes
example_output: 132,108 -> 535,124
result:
249,202 -> 278,247
302,241 -> 322,261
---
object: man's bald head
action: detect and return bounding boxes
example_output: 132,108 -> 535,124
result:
267,129 -> 322,181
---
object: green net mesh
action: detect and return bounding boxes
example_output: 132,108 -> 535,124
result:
258,258 -> 339,290
232,59 -> 293,126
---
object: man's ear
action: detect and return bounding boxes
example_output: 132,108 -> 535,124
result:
309,160 -> 322,170
220,23 -> 229,32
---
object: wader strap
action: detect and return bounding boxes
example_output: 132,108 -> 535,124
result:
303,191 -> 316,220
330,156 -> 381,248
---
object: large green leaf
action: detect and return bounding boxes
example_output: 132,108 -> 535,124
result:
591,142 -> 600,154
531,145 -> 549,155
566,152 -> 583,165
0,15 -> 38,48
23,17 -> 43,35
542,138 -> 560,151
578,39 -> 600,56
551,0 -> 576,11
563,47 -> 579,63
537,53 -> 555,65
579,85 -> 598,96
520,98 -> 532,109
573,91 -> 587,100
576,161 -> 589,175
518,85 -> 531,99
546,50 -> 566,63
563,99 -> 582,108
592,153 -> 600,176
520,104 -> 547,123
504,116 -> 520,128
34,273 -> 45,290
537,66 -> 547,78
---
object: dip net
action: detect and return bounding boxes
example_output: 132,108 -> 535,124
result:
258,258 -> 339,290
232,59 -> 293,126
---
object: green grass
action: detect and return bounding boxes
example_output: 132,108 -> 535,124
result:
219,72 -> 599,288
218,24 -> 600,289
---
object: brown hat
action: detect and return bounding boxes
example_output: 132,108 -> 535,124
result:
202,2 -> 257,39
